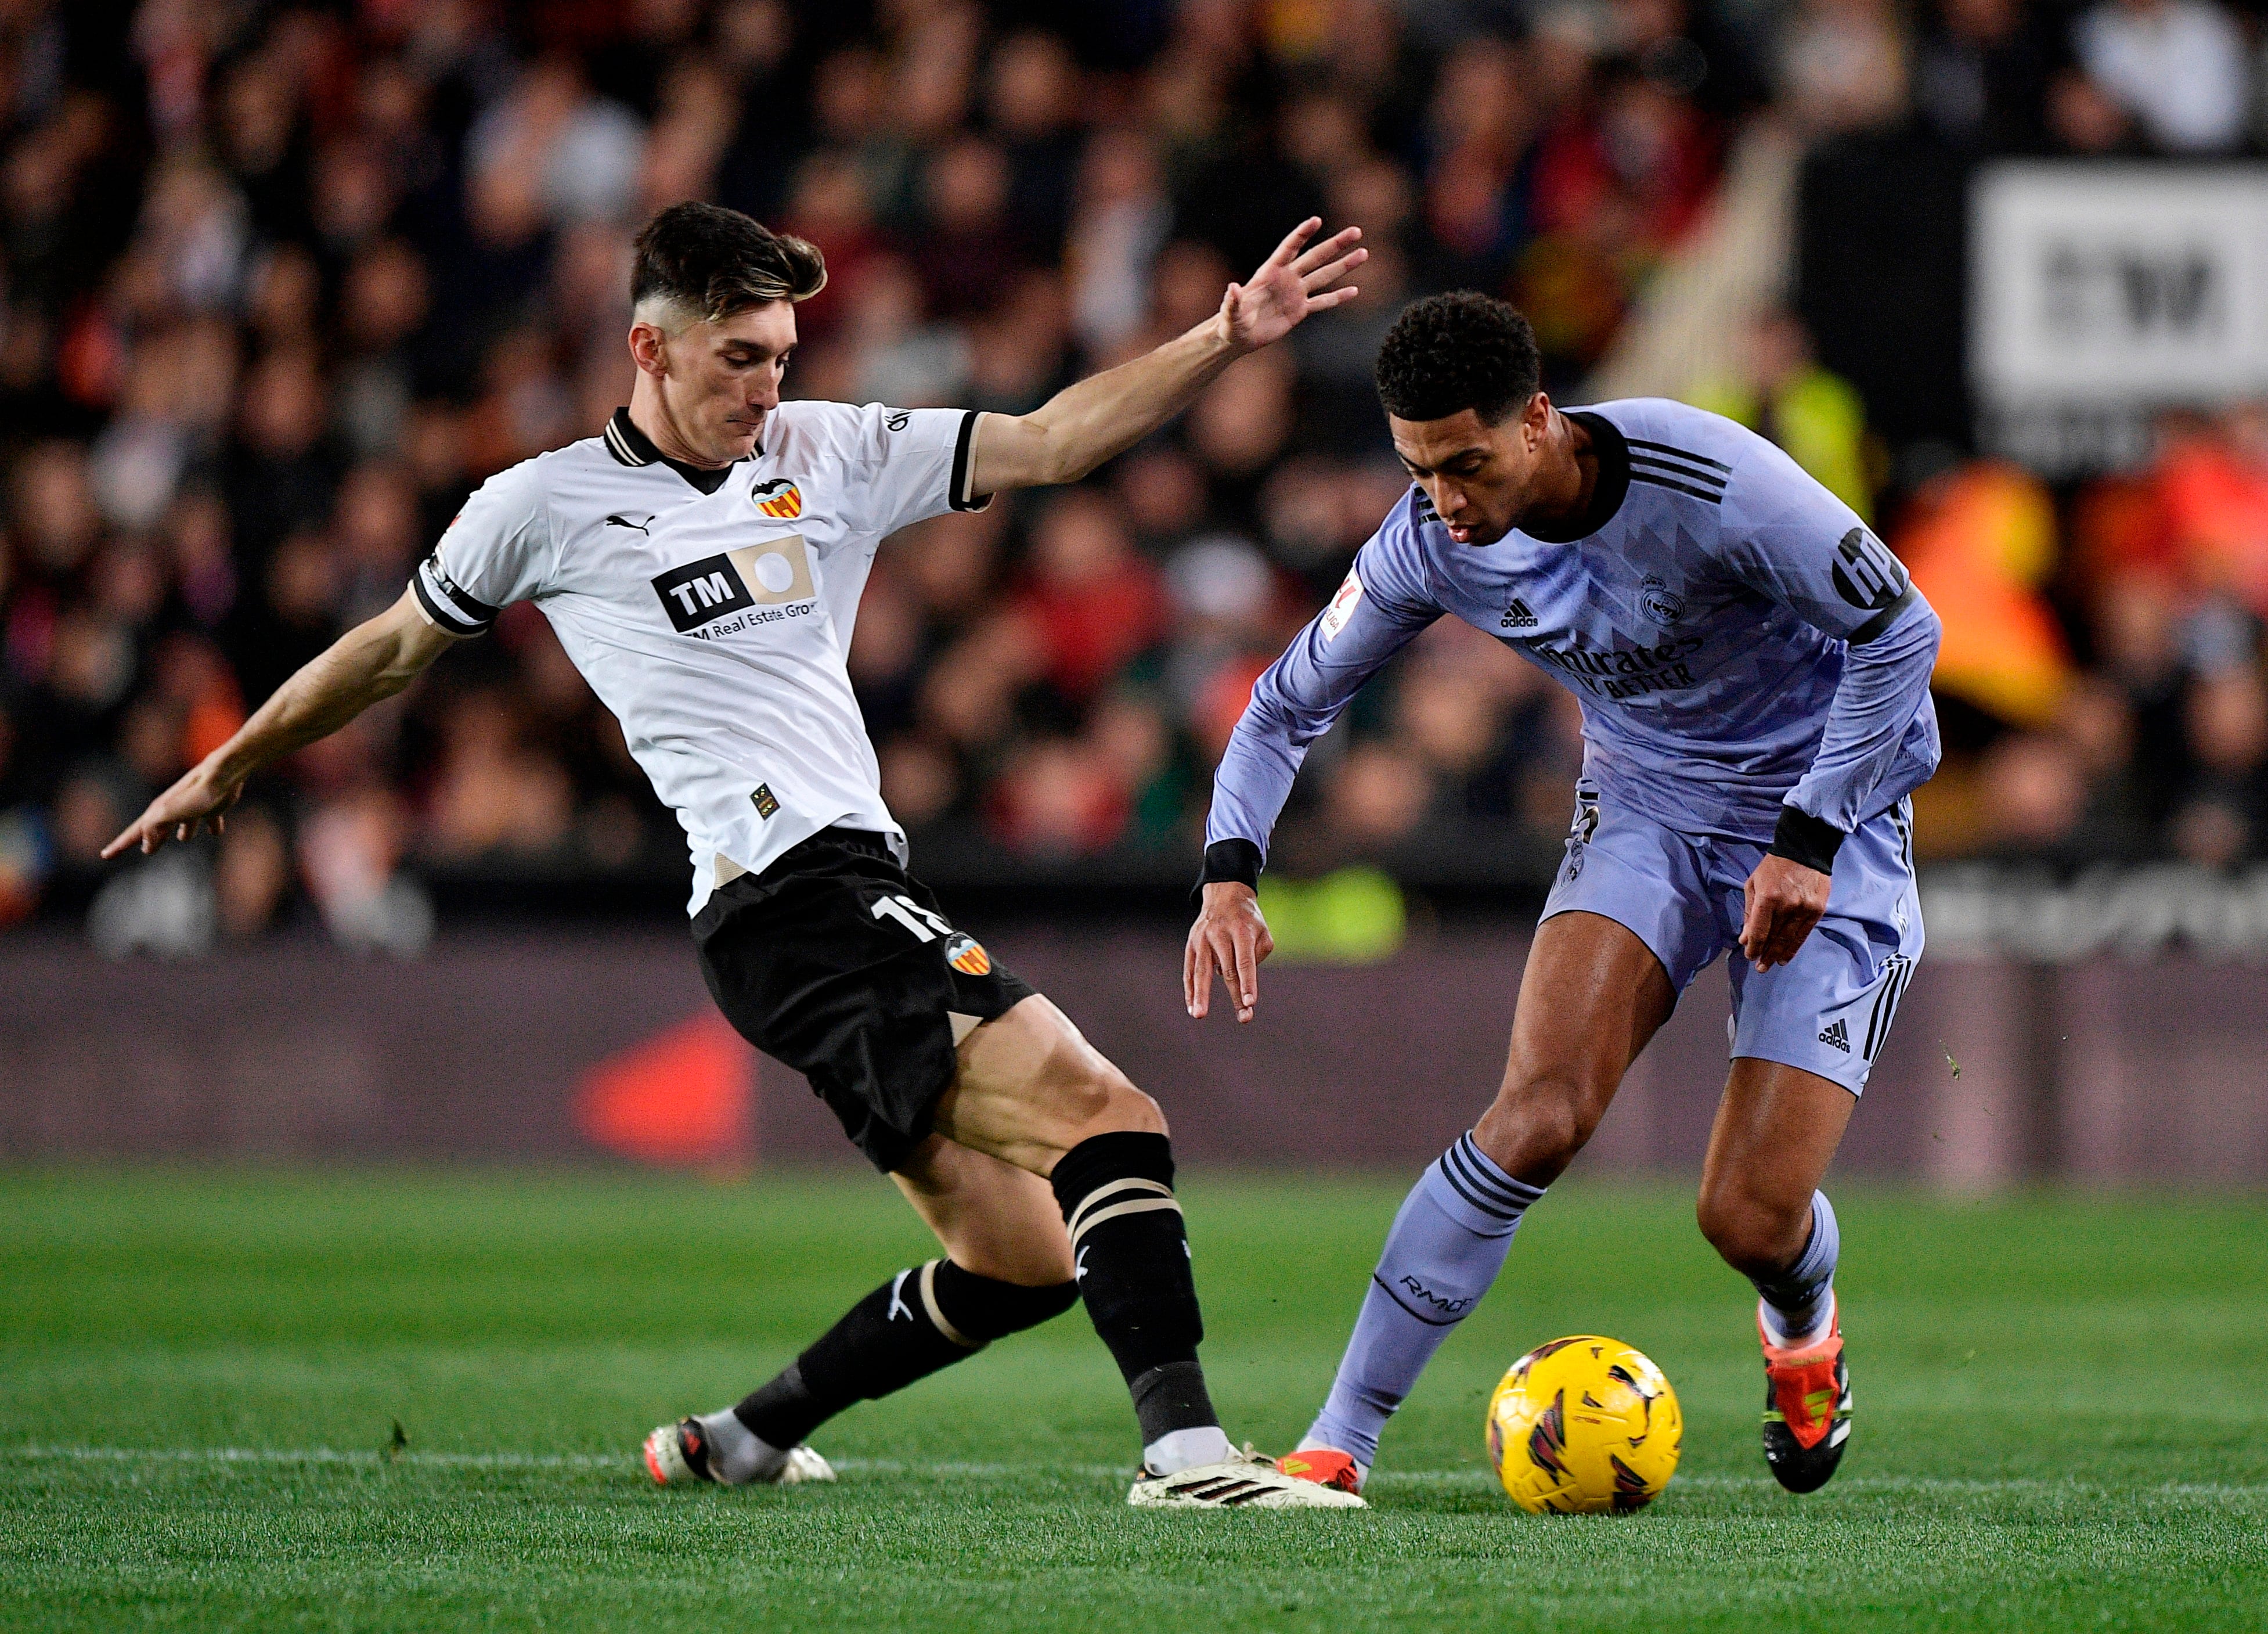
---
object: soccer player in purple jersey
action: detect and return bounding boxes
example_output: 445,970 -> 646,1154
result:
1185,293 -> 1943,1496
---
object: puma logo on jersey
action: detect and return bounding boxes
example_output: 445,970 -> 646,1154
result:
605,513 -> 654,532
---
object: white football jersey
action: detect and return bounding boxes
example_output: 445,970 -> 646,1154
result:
411,402 -> 987,914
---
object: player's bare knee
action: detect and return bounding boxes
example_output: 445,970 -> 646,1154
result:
1696,1185 -> 1807,1278
1476,1071 -> 1604,1182
1033,1035 -> 1161,1141
1084,1070 -> 1166,1139
952,1232 -> 1075,1288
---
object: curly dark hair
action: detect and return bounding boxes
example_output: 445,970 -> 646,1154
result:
1373,292 -> 1542,425
631,201 -> 827,322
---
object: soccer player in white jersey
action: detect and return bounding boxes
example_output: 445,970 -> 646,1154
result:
105,201 -> 1370,1510
1187,293 -> 1943,1498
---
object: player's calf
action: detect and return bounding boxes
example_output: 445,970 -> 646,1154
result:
648,1258 -> 1077,1487
1048,1129 -> 1240,1476
931,999 -> 1252,1479
1296,1132 -> 1546,1475
1700,1186 -> 1840,1348
1705,1187 -> 1852,1492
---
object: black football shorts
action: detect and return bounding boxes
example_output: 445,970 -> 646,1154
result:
692,827 -> 1038,1172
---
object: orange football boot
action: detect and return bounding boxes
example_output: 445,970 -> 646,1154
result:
1276,1447 -> 1366,1496
1759,1301 -> 1853,1493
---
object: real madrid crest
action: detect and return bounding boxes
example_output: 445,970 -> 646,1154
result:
1639,574 -> 1685,624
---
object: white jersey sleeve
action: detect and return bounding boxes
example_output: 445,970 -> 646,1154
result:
411,460 -> 557,636
787,401 -> 989,543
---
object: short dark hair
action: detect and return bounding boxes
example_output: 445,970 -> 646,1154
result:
1373,291 -> 1542,425
630,201 -> 827,324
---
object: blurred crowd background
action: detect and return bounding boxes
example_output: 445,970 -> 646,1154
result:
4,0 -> 2268,945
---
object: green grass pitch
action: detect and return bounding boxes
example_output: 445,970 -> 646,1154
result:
2,1169 -> 2263,1632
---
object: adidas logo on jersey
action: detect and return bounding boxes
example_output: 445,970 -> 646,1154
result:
1817,1018 -> 1850,1053
1500,598 -> 1538,629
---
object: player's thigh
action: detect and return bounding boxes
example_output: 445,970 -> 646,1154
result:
1694,1057 -> 1855,1272
1474,910 -> 1677,1182
1721,798 -> 1922,1095
891,1134 -> 1076,1287
929,993 -> 1164,1176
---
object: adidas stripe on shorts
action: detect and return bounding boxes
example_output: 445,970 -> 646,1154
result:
1539,786 -> 1923,1095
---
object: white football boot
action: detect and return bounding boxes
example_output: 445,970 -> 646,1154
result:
643,1417 -> 835,1487
1128,1445 -> 1368,1509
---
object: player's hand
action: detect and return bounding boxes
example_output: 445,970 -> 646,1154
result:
100,759 -> 244,859
1185,881 -> 1275,1024
1218,218 -> 1365,354
1739,854 -> 1830,971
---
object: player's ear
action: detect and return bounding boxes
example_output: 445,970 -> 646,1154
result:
1521,391 -> 1551,450
628,321 -> 669,379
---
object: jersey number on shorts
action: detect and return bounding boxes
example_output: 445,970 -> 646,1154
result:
871,894 -> 954,942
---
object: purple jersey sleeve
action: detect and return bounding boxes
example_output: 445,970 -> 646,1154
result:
1717,441 -> 1942,834
1205,503 -> 1443,863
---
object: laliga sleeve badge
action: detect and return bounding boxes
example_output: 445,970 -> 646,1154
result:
1319,568 -> 1365,642
943,933 -> 991,976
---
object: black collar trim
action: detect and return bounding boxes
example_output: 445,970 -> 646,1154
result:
1522,410 -> 1631,544
604,408 -> 750,496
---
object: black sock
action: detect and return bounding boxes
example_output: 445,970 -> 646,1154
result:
1048,1131 -> 1219,1446
735,1260 -> 1076,1448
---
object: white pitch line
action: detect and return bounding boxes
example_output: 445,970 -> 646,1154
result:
7,1446 -> 2266,1498
10,1445 -> 624,1471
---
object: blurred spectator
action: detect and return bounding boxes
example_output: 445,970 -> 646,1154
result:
1692,310 -> 1876,521
1781,0 -> 1911,135
1066,128 -> 1170,357
1016,488 -> 1166,703
2152,404 -> 2268,617
424,690 -> 575,862
2071,0 -> 2248,153
1896,460 -> 2072,732
2169,662 -> 2268,865
990,735 -> 1130,856
1912,0 -> 2064,152
466,56 -> 644,240
913,136 -> 1023,319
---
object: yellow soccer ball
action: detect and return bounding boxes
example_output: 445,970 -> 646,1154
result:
1484,1335 -> 1682,1514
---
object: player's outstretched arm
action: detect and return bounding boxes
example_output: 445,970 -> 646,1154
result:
1185,880 -> 1274,1025
968,218 -> 1364,495
101,591 -> 458,859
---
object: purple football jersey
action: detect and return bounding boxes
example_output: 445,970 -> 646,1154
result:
1207,398 -> 1942,861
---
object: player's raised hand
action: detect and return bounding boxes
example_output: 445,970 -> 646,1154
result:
1739,854 -> 1830,971
100,758 -> 243,859
1218,218 -> 1365,353
1185,881 -> 1275,1024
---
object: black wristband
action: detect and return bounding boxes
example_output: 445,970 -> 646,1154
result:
1768,805 -> 1845,874
1189,838 -> 1262,912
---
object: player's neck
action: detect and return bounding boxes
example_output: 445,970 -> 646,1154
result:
1513,410 -> 1598,539
626,386 -> 734,472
